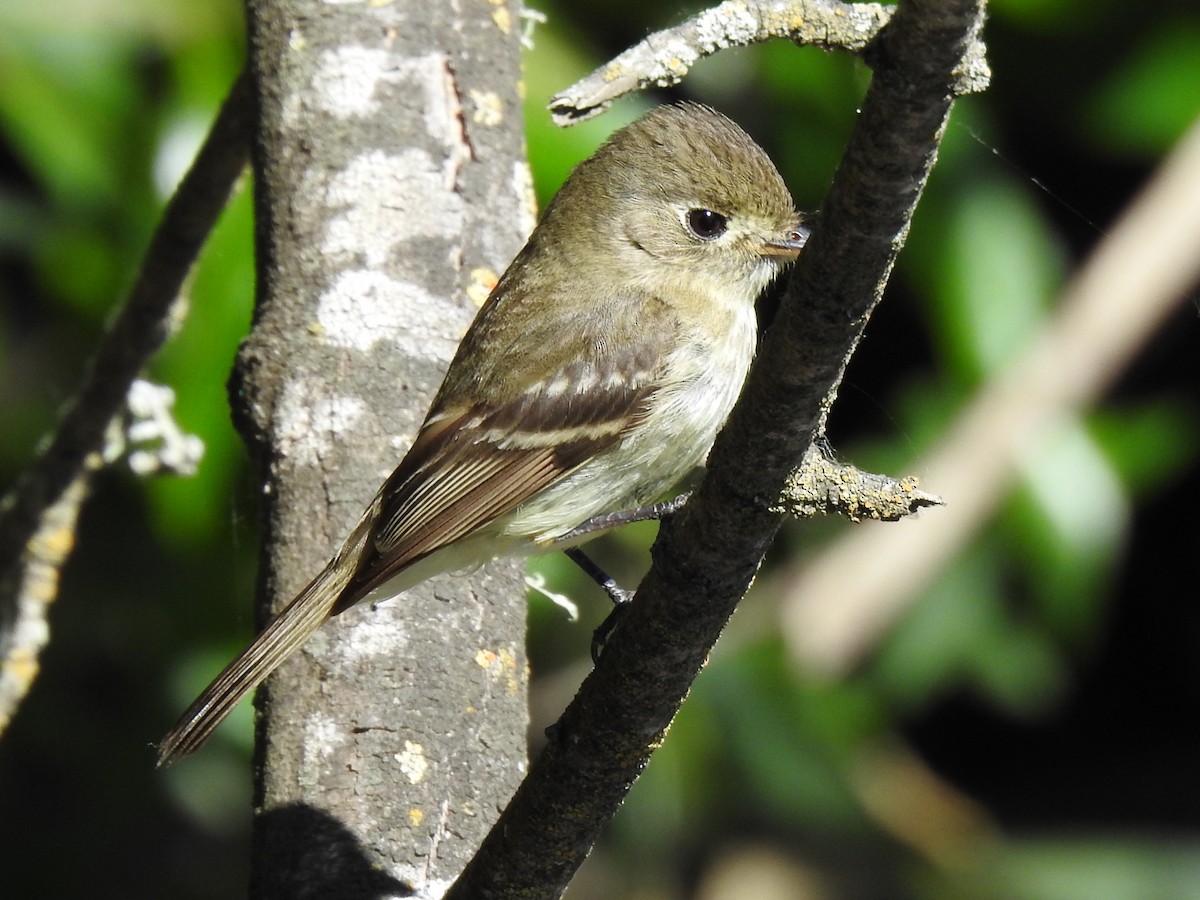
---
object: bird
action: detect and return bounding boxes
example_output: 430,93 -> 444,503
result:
157,102 -> 808,765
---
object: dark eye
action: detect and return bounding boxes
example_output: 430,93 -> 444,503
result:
686,208 -> 728,240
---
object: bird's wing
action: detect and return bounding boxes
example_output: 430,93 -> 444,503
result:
158,340 -> 663,765
335,339 -> 663,611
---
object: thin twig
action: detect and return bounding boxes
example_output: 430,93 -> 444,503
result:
0,69 -> 253,735
773,443 -> 943,522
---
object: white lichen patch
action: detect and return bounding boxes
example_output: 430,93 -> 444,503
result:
647,38 -> 699,83
694,1 -> 759,50
312,46 -> 395,118
275,379 -> 368,466
395,740 -> 429,784
316,268 -> 468,361
310,49 -> 462,152
339,607 -> 410,661
299,713 -> 346,786
309,47 -> 453,122
512,160 -> 537,237
322,148 -> 465,267
306,714 -> 346,751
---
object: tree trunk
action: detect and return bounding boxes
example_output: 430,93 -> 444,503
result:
235,1 -> 529,895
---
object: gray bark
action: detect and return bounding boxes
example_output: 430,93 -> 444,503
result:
236,1 -> 529,895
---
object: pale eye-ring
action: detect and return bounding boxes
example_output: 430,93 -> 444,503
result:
686,208 -> 728,241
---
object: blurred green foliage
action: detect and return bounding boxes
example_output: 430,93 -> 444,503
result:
1,1 -> 1198,898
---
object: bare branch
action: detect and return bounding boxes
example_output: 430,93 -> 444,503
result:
0,70 -> 251,735
549,0 -> 988,125
448,0 -> 988,896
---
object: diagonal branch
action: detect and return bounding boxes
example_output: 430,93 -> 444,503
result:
0,69 -> 253,736
783,109 -> 1200,674
447,0 -> 989,897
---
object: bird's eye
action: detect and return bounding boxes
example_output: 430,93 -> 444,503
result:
685,208 -> 728,241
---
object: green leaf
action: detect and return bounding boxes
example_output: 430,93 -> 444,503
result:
1084,19 -> 1200,159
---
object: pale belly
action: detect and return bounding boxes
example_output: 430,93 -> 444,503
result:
501,303 -> 757,543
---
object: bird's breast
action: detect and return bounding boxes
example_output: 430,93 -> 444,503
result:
500,299 -> 757,544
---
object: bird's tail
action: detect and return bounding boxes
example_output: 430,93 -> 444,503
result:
156,552 -> 357,767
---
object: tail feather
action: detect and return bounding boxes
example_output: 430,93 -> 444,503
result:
156,559 -> 350,766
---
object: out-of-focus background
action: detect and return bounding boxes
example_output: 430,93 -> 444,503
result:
1,1 -> 1198,897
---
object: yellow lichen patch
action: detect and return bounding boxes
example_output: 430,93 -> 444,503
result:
469,89 -> 504,126
664,57 -> 689,77
498,647 -> 521,694
3,654 -> 39,688
492,5 -> 512,35
31,522 -> 75,561
0,657 -> 39,734
603,63 -> 627,83
497,647 -> 517,669
408,807 -> 425,828
476,646 -> 523,694
472,648 -> 520,696
467,267 -> 499,308
475,648 -> 497,668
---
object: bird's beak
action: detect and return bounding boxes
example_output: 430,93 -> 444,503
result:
762,225 -> 811,259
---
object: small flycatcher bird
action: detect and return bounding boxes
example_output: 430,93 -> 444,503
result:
157,102 -> 808,765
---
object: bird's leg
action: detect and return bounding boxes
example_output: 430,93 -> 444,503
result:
559,492 -> 693,603
554,492 -> 692,544
564,547 -> 633,606
562,547 -> 630,663
559,494 -> 693,663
